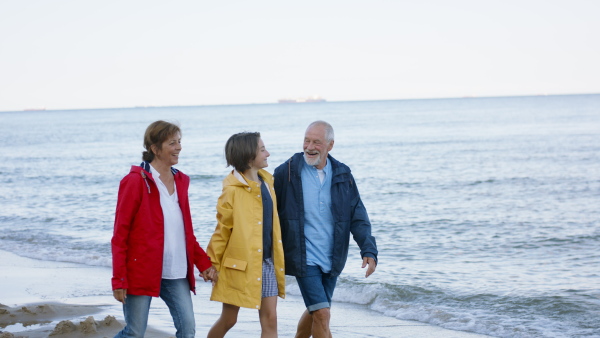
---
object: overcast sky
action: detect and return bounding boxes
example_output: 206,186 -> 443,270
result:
1,0 -> 599,111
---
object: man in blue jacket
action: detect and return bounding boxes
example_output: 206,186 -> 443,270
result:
273,120 -> 378,338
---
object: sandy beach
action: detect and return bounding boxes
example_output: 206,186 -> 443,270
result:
0,250 -> 489,337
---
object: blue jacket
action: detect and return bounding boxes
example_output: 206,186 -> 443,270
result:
273,153 -> 378,277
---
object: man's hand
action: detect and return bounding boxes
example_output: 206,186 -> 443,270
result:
113,289 -> 127,304
362,257 -> 376,278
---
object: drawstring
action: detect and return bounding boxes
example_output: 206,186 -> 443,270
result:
140,171 -> 151,193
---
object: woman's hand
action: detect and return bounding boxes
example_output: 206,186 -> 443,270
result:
113,289 -> 127,304
200,267 -> 212,282
201,266 -> 219,285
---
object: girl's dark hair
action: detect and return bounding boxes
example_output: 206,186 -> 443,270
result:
142,120 -> 181,162
224,132 -> 261,172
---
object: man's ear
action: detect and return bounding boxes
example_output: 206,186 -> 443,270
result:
327,140 -> 334,152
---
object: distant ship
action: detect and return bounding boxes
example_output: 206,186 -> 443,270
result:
278,96 -> 326,103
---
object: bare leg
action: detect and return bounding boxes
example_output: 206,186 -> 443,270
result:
207,303 -> 240,338
311,308 -> 331,338
295,310 -> 313,338
258,296 -> 278,338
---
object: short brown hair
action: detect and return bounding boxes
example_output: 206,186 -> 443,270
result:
142,120 -> 181,162
224,132 -> 261,172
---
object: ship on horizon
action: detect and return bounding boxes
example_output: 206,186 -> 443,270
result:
278,95 -> 326,103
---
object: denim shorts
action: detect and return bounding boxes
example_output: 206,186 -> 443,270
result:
295,264 -> 338,313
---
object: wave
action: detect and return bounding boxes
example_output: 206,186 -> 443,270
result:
0,236 -> 111,268
286,277 -> 600,338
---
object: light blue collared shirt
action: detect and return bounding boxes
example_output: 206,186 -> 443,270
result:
301,159 -> 334,272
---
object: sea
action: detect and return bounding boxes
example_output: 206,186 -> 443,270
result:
0,94 -> 599,337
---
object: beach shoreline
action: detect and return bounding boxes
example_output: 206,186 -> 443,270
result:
0,250 -> 489,337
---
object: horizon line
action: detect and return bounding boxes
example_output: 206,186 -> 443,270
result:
2,92 -> 599,114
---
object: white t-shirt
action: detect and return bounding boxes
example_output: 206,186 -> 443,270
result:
316,168 -> 325,184
150,164 -> 187,279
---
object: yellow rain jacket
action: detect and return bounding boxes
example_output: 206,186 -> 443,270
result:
207,169 -> 285,309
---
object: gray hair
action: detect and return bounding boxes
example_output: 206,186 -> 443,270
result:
307,120 -> 335,143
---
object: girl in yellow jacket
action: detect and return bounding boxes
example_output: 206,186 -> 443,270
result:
207,132 -> 285,338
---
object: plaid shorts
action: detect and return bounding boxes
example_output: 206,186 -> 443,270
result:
261,258 -> 278,298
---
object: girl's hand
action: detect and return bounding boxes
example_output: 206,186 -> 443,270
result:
210,270 -> 219,286
201,266 -> 219,284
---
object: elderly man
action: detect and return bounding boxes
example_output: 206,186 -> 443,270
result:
274,120 -> 378,338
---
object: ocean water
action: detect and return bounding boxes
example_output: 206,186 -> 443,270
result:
1,94 -> 599,337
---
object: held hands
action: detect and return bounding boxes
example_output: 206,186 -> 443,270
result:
362,257 -> 377,278
201,266 -> 219,286
113,289 -> 127,304
114,268 -> 217,305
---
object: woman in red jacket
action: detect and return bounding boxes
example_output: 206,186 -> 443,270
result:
111,120 -> 215,338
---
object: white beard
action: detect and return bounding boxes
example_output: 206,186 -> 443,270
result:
304,152 -> 321,167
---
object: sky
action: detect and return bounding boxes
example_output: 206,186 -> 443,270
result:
1,0 -> 599,111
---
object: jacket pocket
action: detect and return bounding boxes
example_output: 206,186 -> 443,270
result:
222,257 -> 247,292
223,257 -> 247,271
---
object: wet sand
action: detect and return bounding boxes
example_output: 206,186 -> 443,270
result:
0,250 -> 489,337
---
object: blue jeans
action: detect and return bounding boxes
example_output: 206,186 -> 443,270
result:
295,265 -> 338,313
114,278 -> 195,338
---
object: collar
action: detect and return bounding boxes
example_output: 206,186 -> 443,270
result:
233,169 -> 249,185
140,161 -> 178,176
149,163 -> 161,179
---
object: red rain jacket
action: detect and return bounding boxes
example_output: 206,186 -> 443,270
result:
111,163 -> 212,296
